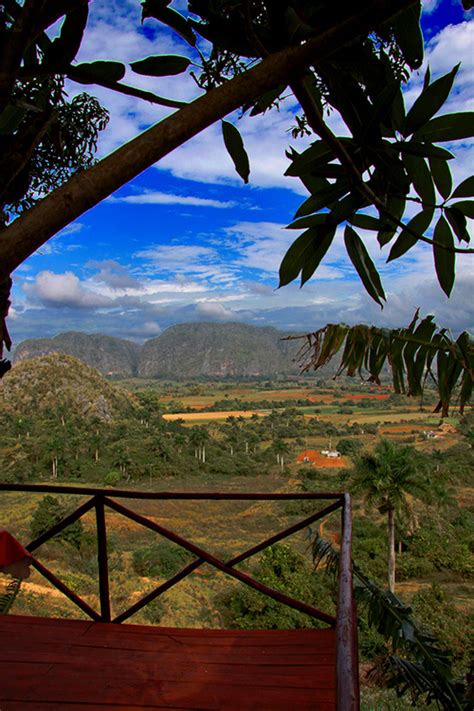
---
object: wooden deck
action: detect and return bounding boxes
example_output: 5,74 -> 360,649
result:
0,614 -> 337,710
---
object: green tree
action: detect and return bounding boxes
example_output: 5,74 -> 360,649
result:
271,439 -> 290,471
224,543 -> 334,629
352,439 -> 435,592
189,426 -> 209,463
30,495 -> 83,550
336,438 -> 363,456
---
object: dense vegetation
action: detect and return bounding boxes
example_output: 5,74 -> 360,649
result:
0,356 -> 472,707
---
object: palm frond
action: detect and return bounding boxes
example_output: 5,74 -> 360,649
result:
288,312 -> 473,416
311,533 -> 464,709
0,576 -> 21,614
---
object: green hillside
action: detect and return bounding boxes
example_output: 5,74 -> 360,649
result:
0,353 -> 136,421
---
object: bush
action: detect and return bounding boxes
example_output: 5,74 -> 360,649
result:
396,554 -> 436,580
132,541 -> 192,578
103,470 -> 121,487
221,544 -> 335,630
411,584 -> 473,663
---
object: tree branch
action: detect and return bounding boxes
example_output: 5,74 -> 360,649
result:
0,0 -> 418,279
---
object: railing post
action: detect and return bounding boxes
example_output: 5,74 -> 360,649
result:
336,493 -> 360,710
95,495 -> 111,622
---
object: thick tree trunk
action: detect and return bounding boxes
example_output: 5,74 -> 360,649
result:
0,0 -> 416,279
387,507 -> 396,593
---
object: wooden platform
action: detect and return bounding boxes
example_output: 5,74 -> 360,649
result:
0,614 -> 336,710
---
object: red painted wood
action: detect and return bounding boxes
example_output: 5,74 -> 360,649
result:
1,615 -> 337,710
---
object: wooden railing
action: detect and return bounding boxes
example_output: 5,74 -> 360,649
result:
1,484 -> 359,709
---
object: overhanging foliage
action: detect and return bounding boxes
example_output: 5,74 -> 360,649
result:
289,311 -> 472,416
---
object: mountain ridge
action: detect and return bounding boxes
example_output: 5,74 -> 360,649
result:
13,322 -> 305,378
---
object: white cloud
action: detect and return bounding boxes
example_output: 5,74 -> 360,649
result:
135,244 -> 218,273
24,272 -> 112,309
225,221 -> 346,279
422,0 -> 442,14
195,302 -> 239,319
110,191 -> 235,208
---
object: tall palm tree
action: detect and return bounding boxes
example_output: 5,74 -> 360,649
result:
352,439 -> 433,593
272,439 -> 290,472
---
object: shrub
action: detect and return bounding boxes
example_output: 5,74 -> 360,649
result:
132,541 -> 192,578
103,470 -> 121,487
221,544 -> 335,630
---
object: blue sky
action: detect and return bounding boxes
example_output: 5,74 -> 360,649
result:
9,1 -> 474,345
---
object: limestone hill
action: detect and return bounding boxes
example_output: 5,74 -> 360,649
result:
138,322 -> 300,378
14,323 -> 304,379
14,332 -> 140,377
0,354 -> 136,421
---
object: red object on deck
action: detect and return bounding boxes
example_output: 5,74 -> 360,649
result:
0,530 -> 32,567
0,614 -> 337,710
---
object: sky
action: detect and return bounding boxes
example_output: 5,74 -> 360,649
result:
8,0 -> 474,346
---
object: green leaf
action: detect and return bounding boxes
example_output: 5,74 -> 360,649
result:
294,181 -> 349,218
301,229 -> 336,286
378,195 -> 405,247
286,214 -> 330,230
395,141 -> 454,160
350,214 -> 382,231
390,86 -> 406,134
451,200 -> 474,218
451,176 -> 474,199
415,112 -> 474,143
445,207 -> 469,243
279,227 -> 333,288
73,61 -> 126,84
221,120 -> 250,184
0,105 -> 27,134
344,226 -> 386,306
45,4 -> 89,66
403,154 -> 435,204
142,1 -> 196,46
362,81 -> 401,139
404,64 -> 459,136
433,216 -> 455,296
285,141 -> 335,177
249,85 -> 286,116
428,157 -> 452,199
391,4 -> 423,70
423,66 -> 431,91
130,54 -> 191,76
387,209 -> 434,262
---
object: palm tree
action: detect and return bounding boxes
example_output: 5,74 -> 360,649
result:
352,439 -> 434,593
272,439 -> 290,472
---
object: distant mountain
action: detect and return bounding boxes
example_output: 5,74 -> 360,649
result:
139,322 -> 300,378
13,323 -> 306,379
1,354 -> 136,421
14,332 -> 140,377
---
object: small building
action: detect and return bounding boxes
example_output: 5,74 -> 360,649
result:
321,449 -> 341,458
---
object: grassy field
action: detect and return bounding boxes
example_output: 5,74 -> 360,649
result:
1,473 -> 334,627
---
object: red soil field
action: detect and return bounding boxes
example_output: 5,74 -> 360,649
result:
296,450 -> 350,468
